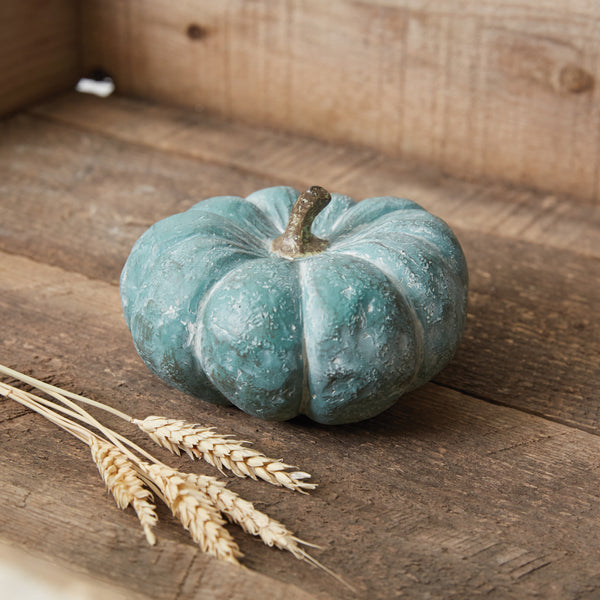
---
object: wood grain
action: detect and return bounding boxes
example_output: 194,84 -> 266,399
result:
439,233 -> 600,433
31,92 -> 600,260
0,111 -> 272,284
80,0 -> 600,202
2,250 -> 600,599
0,252 -> 321,599
0,1 -> 82,116
1,100 -> 598,438
2,91 -> 600,598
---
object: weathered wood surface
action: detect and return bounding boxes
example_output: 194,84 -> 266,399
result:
32,93 -> 600,260
2,255 -> 600,599
4,93 -> 600,434
0,1 -> 81,116
0,540 -> 149,600
1,92 -> 600,599
81,0 -> 600,202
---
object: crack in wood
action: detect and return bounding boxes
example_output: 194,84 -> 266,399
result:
484,431 -> 571,457
173,549 -> 200,600
432,381 -> 600,438
0,409 -> 31,425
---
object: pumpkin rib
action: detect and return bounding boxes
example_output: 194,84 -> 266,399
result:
139,210 -> 271,260
121,211 -> 271,405
123,231 -> 264,340
332,219 -> 466,289
244,186 -> 300,233
333,226 -> 467,388
327,249 -> 426,394
188,195 -> 281,242
297,253 -> 421,424
309,193 -> 356,239
324,196 -> 424,241
194,258 -> 305,421
356,211 -> 466,284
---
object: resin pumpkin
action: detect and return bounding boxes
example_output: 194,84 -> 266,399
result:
120,186 -> 468,424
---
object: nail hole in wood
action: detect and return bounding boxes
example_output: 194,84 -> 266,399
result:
186,24 -> 208,41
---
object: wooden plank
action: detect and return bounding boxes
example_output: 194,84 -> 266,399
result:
0,253 -> 320,600
439,232 -> 600,434
0,540 -> 147,600
32,92 -> 600,260
3,250 -> 600,598
80,0 -> 600,202
0,1 -> 82,116
1,103 -> 598,437
0,111 -> 274,285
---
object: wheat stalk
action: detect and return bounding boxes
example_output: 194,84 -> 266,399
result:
0,366 -> 316,493
186,472 -> 313,553
0,365 -> 350,587
0,382 -> 159,546
142,463 -> 243,564
90,437 -> 158,545
135,416 -> 316,493
185,472 -> 352,589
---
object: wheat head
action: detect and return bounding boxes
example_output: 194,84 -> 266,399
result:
188,472 -> 353,589
144,463 -> 242,564
187,472 -> 317,559
135,416 -> 316,493
90,437 -> 158,545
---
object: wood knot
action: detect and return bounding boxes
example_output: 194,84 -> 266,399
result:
186,23 -> 208,41
556,64 -> 594,94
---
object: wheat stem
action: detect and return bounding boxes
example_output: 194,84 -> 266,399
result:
1,382 -> 99,433
0,365 -> 340,582
1,383 -> 93,444
0,366 -> 316,492
0,371 -> 136,464
4,383 -> 167,467
0,364 -> 133,422
1,383 -> 159,544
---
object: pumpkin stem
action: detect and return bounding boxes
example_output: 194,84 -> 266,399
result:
271,186 -> 332,259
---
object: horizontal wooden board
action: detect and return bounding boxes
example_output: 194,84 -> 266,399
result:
0,1 -> 82,115
31,93 -> 600,260
2,250 -> 600,599
81,0 -> 600,202
2,97 -> 598,437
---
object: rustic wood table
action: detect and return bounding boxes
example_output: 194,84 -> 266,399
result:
1,89 -> 598,599
4,2 -> 600,597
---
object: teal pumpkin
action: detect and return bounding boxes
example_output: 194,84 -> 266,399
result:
120,186 -> 468,424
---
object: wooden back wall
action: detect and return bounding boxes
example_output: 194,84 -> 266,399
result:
5,0 -> 600,203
